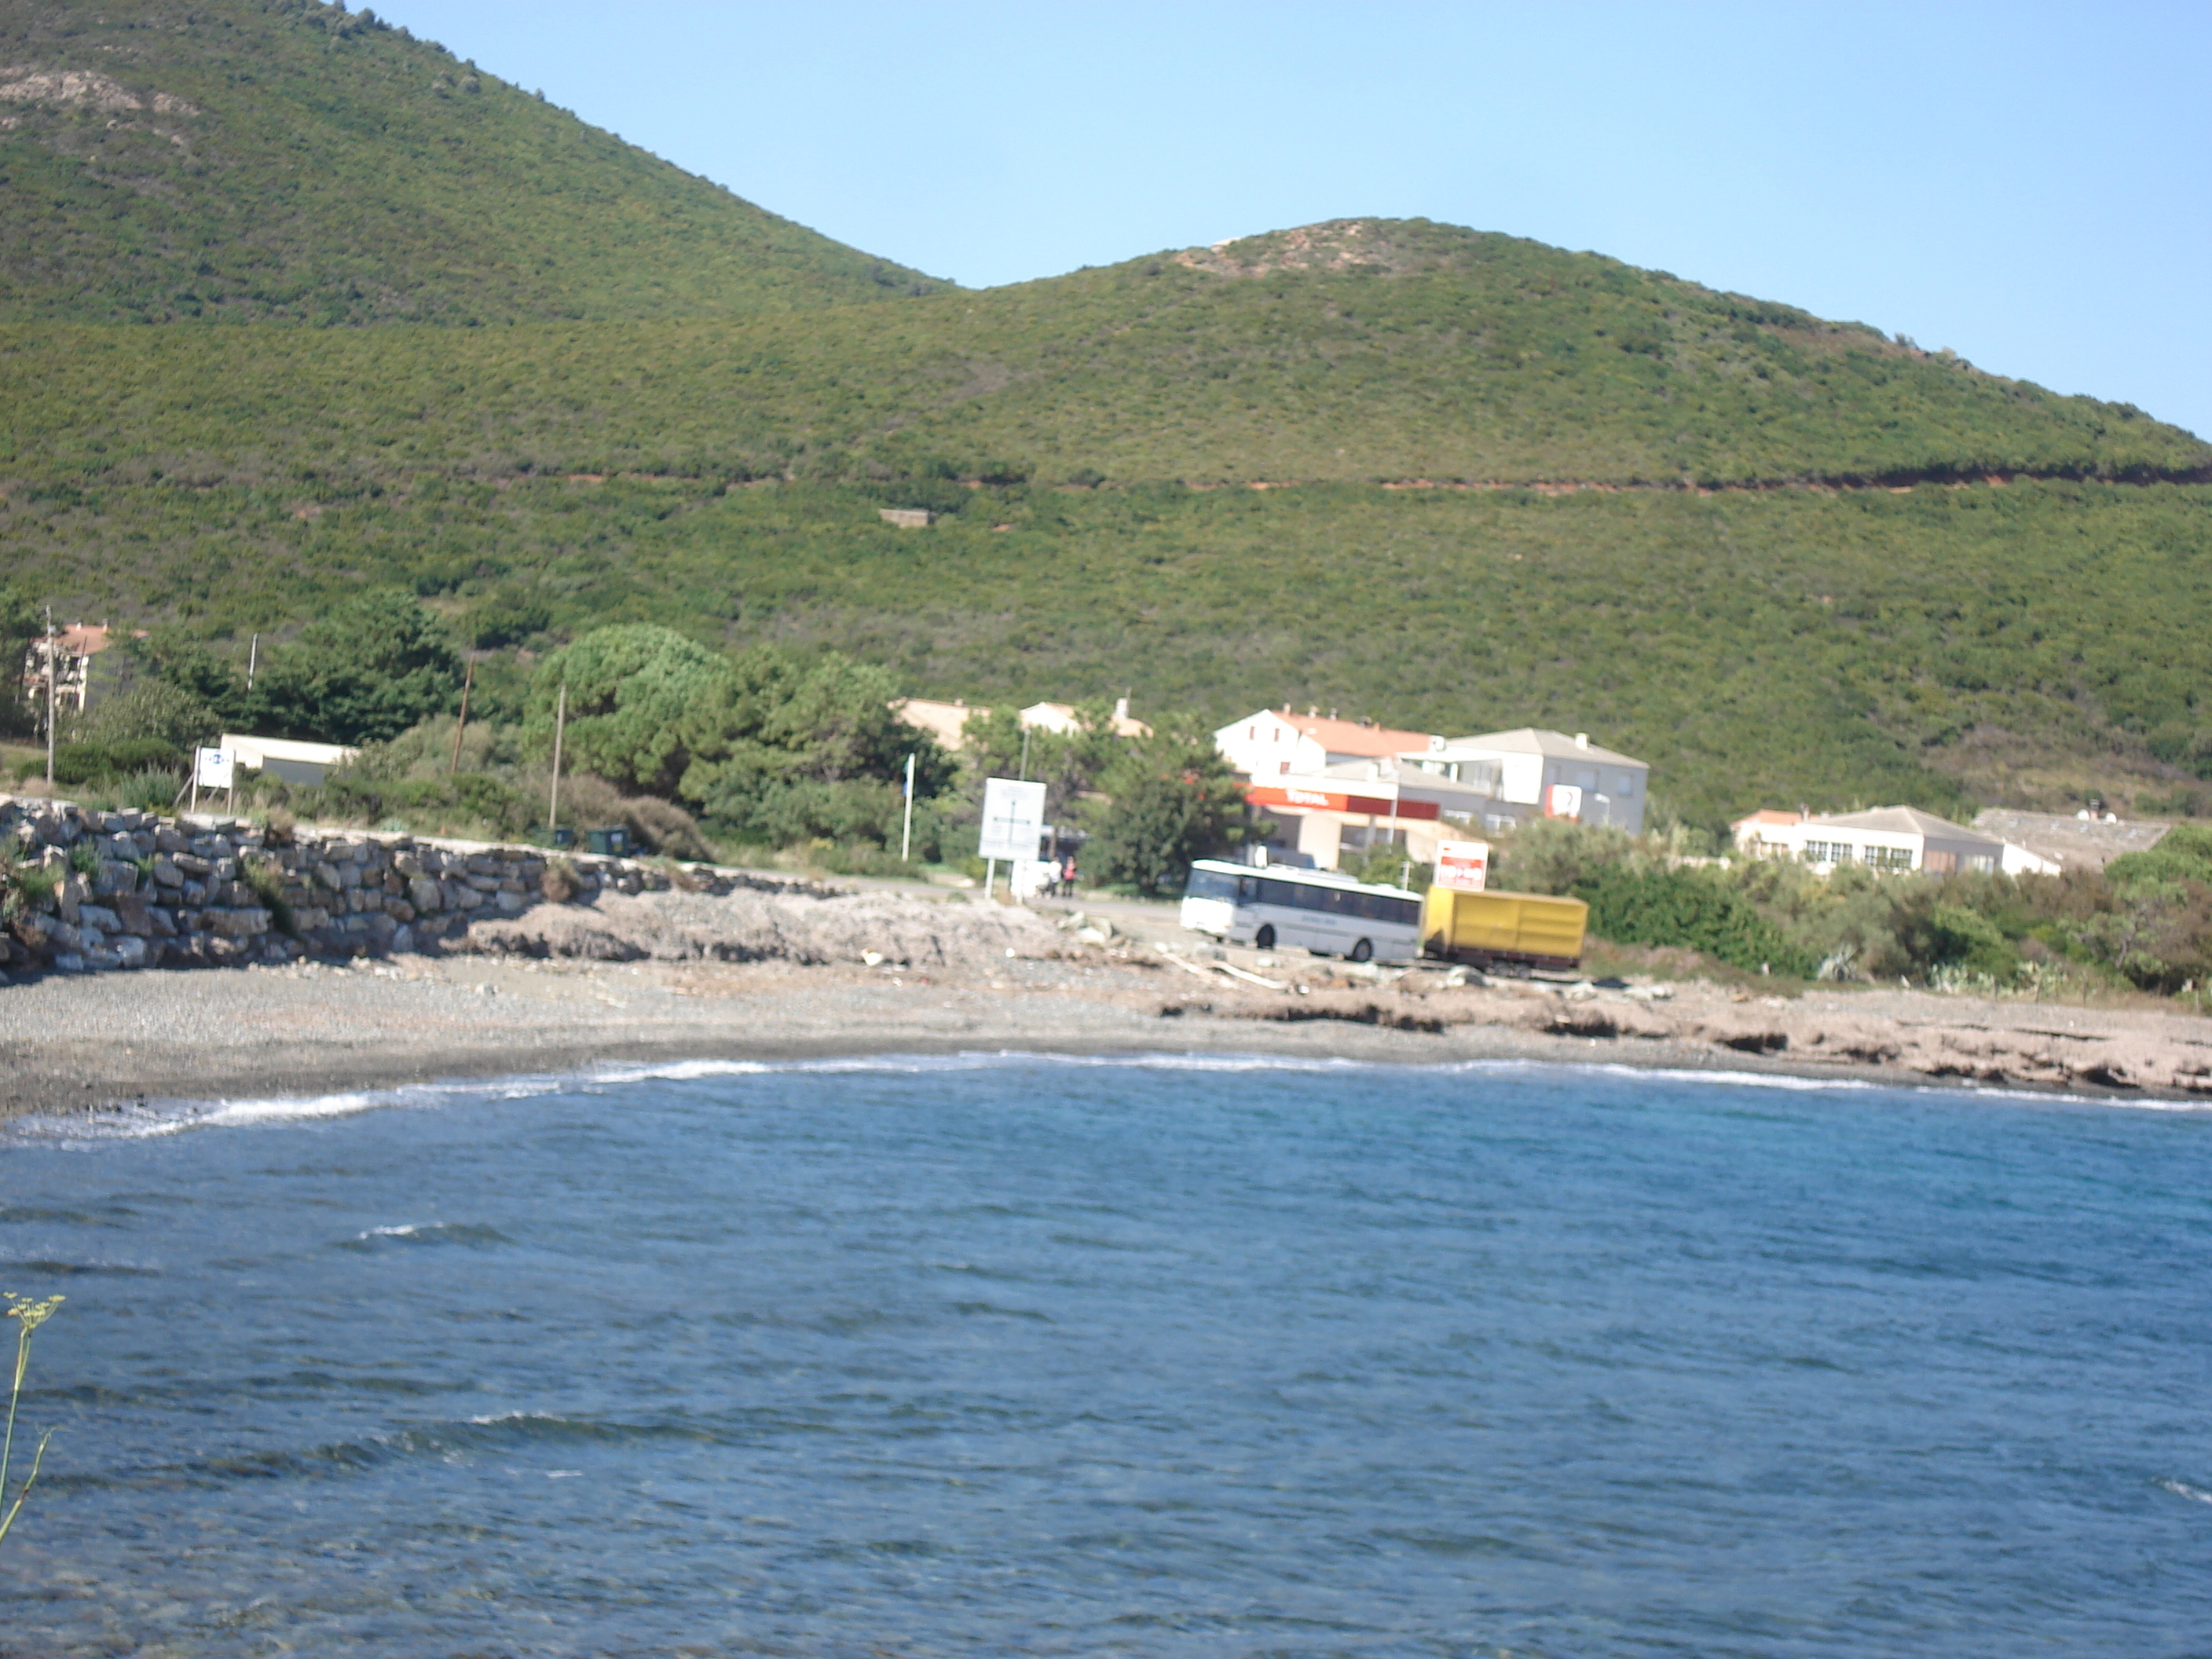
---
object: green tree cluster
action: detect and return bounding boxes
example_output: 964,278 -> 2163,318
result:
519,625 -> 956,852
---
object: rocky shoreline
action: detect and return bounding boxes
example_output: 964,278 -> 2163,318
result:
5,796 -> 2209,1118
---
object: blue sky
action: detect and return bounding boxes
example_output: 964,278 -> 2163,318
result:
374,2 -> 2210,438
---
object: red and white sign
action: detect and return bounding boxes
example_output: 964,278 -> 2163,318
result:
1245,786 -> 1441,821
1545,784 -> 1584,819
1434,838 -> 1489,892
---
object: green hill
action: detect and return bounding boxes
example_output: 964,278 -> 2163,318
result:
0,0 -> 943,322
3,3 -> 2209,830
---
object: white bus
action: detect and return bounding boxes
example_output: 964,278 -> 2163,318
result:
1178,859 -> 1424,963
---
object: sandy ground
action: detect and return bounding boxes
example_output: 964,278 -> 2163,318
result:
3,887 -> 2210,1118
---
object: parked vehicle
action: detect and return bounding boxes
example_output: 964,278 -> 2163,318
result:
1419,887 -> 1587,973
1179,859 -> 1423,963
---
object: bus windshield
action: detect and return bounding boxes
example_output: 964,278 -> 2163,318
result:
1183,866 -> 1253,903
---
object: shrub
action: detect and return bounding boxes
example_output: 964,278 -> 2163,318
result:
2106,824 -> 2212,890
1573,866 -> 1818,976
66,681 -> 218,750
49,738 -> 183,786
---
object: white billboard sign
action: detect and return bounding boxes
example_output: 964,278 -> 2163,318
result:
1434,838 -> 1489,892
1545,783 -> 1583,820
978,777 -> 1047,862
195,745 -> 235,789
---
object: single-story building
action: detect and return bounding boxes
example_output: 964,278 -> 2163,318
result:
1969,808 -> 2173,872
220,734 -> 359,788
1214,709 -> 1440,782
1020,697 -> 1150,738
1732,806 -> 2059,877
1244,757 -> 1497,871
1402,728 -> 1650,835
892,698 -> 987,750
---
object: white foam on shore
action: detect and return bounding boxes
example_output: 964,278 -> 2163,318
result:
10,1047 -> 2182,1144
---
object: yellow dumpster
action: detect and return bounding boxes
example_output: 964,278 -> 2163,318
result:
1420,888 -> 1588,972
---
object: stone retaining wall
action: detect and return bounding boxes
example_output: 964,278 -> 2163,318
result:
0,795 -> 771,979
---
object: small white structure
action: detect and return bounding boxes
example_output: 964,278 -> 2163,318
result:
1732,806 -> 2059,877
1404,729 -> 1650,835
1214,709 -> 1439,782
1020,696 -> 1150,738
220,734 -> 358,788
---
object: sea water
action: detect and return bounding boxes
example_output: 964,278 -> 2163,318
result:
1,1056 -> 2207,1657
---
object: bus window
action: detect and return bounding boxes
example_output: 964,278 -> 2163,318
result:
1184,867 -> 1251,902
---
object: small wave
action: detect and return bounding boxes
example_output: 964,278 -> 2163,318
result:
0,1256 -> 160,1277
2157,1477 -> 2212,1503
339,1221 -> 515,1251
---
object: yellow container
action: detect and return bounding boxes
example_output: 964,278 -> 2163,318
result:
1420,888 -> 1588,970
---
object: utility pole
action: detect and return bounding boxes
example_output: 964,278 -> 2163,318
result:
900,752 -> 916,865
546,678 -> 567,842
246,632 -> 259,691
42,606 -> 56,789
1018,722 -> 1032,782
449,655 -> 475,776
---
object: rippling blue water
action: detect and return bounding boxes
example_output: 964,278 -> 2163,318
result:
2,1055 -> 2209,1656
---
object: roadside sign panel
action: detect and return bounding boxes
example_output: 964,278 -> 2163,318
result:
1545,783 -> 1583,819
978,777 -> 1047,862
195,746 -> 234,789
1434,838 -> 1489,892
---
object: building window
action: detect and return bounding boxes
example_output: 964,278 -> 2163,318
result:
1866,845 -> 1914,872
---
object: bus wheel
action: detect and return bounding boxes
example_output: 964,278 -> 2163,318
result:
1349,938 -> 1373,964
1254,925 -> 1276,950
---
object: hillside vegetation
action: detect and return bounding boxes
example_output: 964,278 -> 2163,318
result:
5,219 -> 2206,489
0,0 -> 943,322
3,0 -> 2209,832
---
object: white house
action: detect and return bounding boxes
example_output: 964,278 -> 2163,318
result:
1214,709 -> 1440,782
1020,697 -> 1150,738
1403,729 -> 1650,834
1732,806 -> 2060,877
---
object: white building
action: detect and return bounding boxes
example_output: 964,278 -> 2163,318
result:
1403,729 -> 1650,834
1214,709 -> 1440,782
1732,806 -> 2060,877
220,734 -> 359,788
1020,697 -> 1150,738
